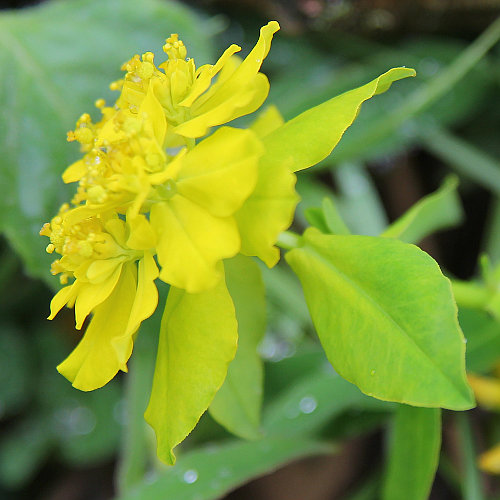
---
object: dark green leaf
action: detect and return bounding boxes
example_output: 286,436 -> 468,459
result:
117,437 -> 333,500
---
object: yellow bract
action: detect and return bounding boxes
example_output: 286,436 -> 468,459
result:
42,21 -> 297,388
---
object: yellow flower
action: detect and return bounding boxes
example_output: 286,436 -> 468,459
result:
115,21 -> 279,144
41,209 -> 159,390
42,21 -> 294,388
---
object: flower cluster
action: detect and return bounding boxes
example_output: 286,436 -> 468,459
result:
41,21 -> 298,391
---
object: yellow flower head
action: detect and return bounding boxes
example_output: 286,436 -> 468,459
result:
41,21 -> 299,390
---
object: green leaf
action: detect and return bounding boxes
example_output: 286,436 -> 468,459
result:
382,406 -> 441,500
117,437 -> 333,500
209,255 -> 266,440
145,274 -> 238,465
285,228 -> 474,410
261,67 -> 415,173
263,369 -> 390,438
459,308 -> 500,374
381,175 -> 463,243
305,198 -> 351,235
0,0 -> 217,283
321,198 -> 351,235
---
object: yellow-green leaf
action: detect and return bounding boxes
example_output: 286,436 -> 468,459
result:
286,229 -> 474,410
144,272 -> 238,464
209,255 -> 266,439
262,67 -> 416,173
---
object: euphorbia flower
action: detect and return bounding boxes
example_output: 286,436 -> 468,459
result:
41,209 -> 158,390
42,20 -> 415,465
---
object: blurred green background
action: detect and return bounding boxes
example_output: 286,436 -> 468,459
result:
2,0 -> 500,499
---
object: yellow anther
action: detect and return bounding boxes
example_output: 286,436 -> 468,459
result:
77,240 -> 94,258
87,185 -> 108,204
79,113 -> 91,124
110,80 -> 123,91
67,130 -> 77,142
46,243 -> 55,254
138,61 -> 154,80
142,51 -> 155,63
40,222 -> 52,237
74,127 -> 94,144
163,34 -> 187,60
95,98 -> 106,109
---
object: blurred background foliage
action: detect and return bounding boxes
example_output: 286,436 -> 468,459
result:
2,0 -> 500,499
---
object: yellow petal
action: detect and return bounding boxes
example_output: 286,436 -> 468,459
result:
126,213 -> 157,250
62,159 -> 86,183
235,155 -> 299,267
86,257 -> 124,284
74,263 -> 123,329
480,443 -> 500,474
57,262 -> 137,391
113,252 -> 159,364
176,127 -> 262,217
48,282 -> 80,320
174,73 -> 269,138
174,22 -> 279,138
141,81 -> 167,145
468,374 -> 500,410
151,198 -> 240,293
178,44 -> 241,108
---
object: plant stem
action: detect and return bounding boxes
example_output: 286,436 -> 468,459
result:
456,412 -> 485,500
451,280 -> 490,309
276,230 -> 301,250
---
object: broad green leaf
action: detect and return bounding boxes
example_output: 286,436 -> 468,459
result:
145,274 -> 238,465
381,176 -> 463,243
117,437 -> 333,500
209,256 -> 266,440
261,67 -> 415,173
264,369 -> 391,438
0,0 -> 217,283
382,406 -> 441,500
286,228 -> 474,410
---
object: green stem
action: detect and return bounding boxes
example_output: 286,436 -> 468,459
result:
451,280 -> 491,309
333,16 -> 500,161
116,331 -> 157,494
276,230 -> 301,250
419,126 -> 500,196
456,413 -> 485,500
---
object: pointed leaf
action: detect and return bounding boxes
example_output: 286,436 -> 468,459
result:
144,272 -> 238,464
382,406 -> 441,500
381,175 -> 463,243
117,437 -> 333,500
262,67 -> 415,173
209,255 -> 266,440
286,229 -> 474,410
